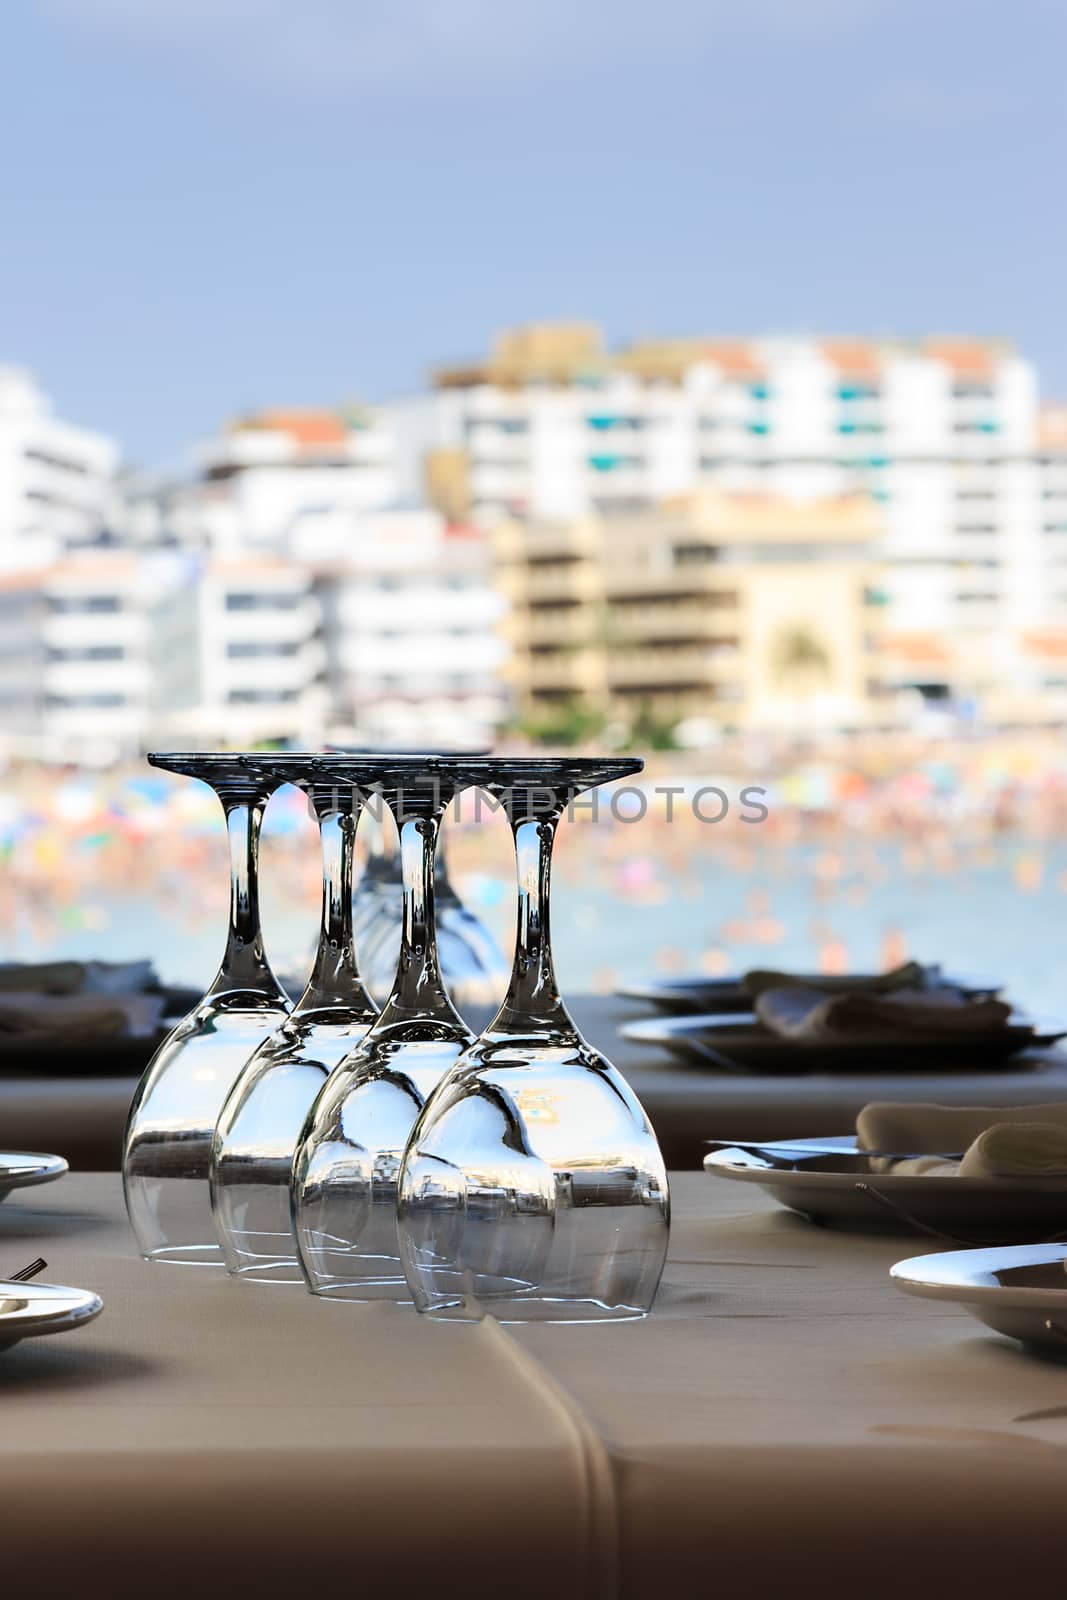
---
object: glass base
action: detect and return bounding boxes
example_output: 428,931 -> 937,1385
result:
141,1242 -> 227,1268
420,1295 -> 650,1324
232,1262 -> 306,1285
301,1244 -> 411,1301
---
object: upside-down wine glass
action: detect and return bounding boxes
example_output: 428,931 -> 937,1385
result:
210,760 -> 379,1282
291,761 -> 475,1298
123,753 -> 292,1265
397,758 -> 671,1321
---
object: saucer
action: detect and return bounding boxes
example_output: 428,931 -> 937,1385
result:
0,1152 -> 68,1203
0,1280 -> 103,1351
704,1136 -> 1067,1238
890,1244 -> 1067,1351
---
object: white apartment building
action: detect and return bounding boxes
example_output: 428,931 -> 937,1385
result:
0,369 -> 118,571
150,557 -> 327,747
0,553 -> 183,763
157,407 -> 397,555
384,325 -> 1067,715
288,507 -> 507,748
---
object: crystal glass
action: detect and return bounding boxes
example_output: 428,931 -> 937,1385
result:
397,758 -> 671,1321
355,795 -> 509,1011
123,754 -> 292,1266
292,762 -> 475,1299
210,762 -> 379,1282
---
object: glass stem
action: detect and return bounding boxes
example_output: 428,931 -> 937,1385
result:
493,809 -> 576,1038
376,797 -> 465,1028
300,806 -> 375,1013
207,795 -> 287,1001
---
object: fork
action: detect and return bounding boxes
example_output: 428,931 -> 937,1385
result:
7,1258 -> 47,1283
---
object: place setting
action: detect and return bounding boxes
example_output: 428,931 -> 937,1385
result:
0,1154 -> 104,1354
703,1093 -> 1067,1358
619,961 -> 1063,1073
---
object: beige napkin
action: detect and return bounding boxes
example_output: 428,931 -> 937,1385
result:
857,1100 -> 1067,1178
959,1123 -> 1067,1178
0,991 -> 165,1041
755,985 -> 1011,1043
0,961 -> 87,995
0,959 -> 159,996
741,961 -> 932,1000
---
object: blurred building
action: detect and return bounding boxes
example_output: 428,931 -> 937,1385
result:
121,407 -> 397,555
0,553 -> 182,762
308,511 -> 507,749
389,323 -> 1067,722
0,369 -> 118,570
496,494 -> 882,732
149,556 -> 327,747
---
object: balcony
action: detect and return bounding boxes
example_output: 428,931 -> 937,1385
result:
527,653 -> 601,693
525,609 -> 592,646
605,646 -> 741,690
525,564 -> 599,603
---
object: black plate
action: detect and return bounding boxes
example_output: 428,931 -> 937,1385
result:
619,1013 -> 1065,1074
615,972 -> 1002,1016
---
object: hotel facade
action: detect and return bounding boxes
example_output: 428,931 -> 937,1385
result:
387,325 -> 1067,723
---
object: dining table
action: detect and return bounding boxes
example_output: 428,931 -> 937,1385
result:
3,1166 -> 1066,1598
6,993 -> 1067,1172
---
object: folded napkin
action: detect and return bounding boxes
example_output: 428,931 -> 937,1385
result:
0,991 -> 166,1041
742,961 -> 936,1000
755,985 -> 1012,1043
0,959 -> 159,996
0,961 -> 86,995
959,1123 -> 1067,1178
857,1100 -> 1067,1178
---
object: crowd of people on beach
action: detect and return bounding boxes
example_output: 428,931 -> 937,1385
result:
3,731 -> 1067,993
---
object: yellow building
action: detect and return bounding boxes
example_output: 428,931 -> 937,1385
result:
494,494 -> 886,732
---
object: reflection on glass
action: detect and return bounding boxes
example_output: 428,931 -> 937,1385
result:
397,759 -> 670,1321
355,802 -> 509,1011
292,764 -> 474,1299
210,766 -> 378,1282
123,754 -> 292,1266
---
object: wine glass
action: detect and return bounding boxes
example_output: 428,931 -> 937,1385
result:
291,760 -> 475,1299
354,788 -> 509,1011
397,758 -> 670,1321
123,753 -> 292,1266
210,761 -> 379,1282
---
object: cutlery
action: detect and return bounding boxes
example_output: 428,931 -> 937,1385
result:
706,1139 -> 964,1162
7,1258 -> 47,1283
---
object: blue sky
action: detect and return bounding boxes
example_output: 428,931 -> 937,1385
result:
3,1 -> 1064,464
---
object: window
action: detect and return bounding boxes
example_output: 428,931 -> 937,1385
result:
47,644 -> 126,661
586,415 -> 644,431
45,691 -> 127,708
24,447 -> 90,475
48,594 -> 121,614
226,688 -> 300,703
224,591 -> 301,611
226,641 -> 300,658
587,454 -> 643,471
672,543 -> 717,567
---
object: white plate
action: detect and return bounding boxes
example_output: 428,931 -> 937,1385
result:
703,1136 -> 1067,1238
0,1152 -> 68,1203
891,1244 -> 1067,1351
0,1280 -> 103,1351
